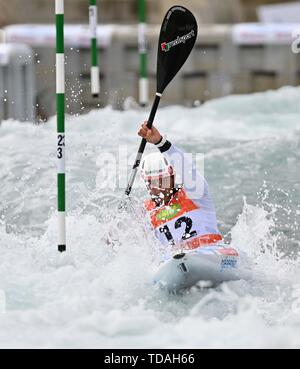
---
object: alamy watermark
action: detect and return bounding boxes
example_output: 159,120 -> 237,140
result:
96,145 -> 205,200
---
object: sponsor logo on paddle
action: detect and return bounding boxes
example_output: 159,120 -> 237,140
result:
161,30 -> 196,52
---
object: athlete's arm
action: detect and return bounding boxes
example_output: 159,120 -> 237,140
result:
138,122 -> 162,144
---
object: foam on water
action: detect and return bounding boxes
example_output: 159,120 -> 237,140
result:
0,87 -> 299,348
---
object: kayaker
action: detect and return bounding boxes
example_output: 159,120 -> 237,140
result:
138,122 -> 223,253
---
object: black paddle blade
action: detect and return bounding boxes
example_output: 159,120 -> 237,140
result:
157,6 -> 198,94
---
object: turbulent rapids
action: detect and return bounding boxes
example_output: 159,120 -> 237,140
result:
0,87 -> 299,348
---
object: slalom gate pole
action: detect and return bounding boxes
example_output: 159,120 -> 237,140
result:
90,0 -> 100,97
138,0 -> 149,107
56,0 -> 66,253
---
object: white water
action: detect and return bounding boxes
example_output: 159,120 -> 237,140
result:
0,86 -> 299,348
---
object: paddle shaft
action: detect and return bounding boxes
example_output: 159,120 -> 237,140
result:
125,94 -> 161,196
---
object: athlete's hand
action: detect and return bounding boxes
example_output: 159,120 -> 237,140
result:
138,122 -> 162,145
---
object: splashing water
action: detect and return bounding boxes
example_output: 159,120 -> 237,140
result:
0,87 -> 299,348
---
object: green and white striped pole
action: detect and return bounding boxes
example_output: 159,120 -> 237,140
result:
56,0 -> 66,253
138,0 -> 149,107
89,0 -> 100,97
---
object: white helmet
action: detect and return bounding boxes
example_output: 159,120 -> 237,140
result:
141,152 -> 175,181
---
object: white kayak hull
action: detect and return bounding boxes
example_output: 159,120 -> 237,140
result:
153,246 -> 241,293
